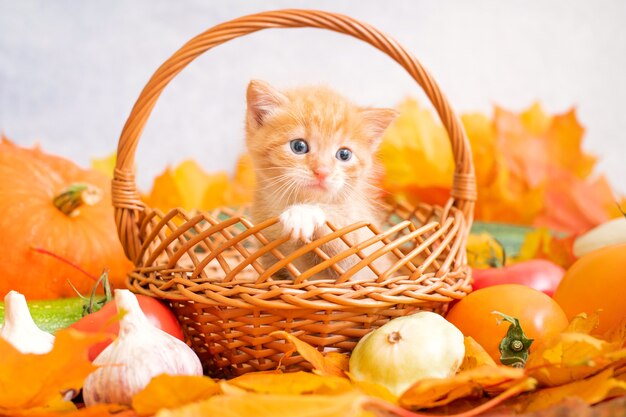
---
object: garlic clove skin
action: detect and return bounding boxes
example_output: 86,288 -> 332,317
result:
82,289 -> 202,406
349,311 -> 465,397
0,290 -> 55,354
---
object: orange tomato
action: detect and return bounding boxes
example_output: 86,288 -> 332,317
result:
446,284 -> 568,363
554,243 -> 626,334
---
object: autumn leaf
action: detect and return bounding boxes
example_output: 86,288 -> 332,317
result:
143,160 -> 230,212
398,365 -> 527,409
566,312 -> 601,335
90,151 -> 117,179
526,317 -> 626,387
378,99 -> 454,207
466,233 -> 505,268
0,328 -> 104,415
513,228 -> 577,269
224,371 -> 352,396
379,100 -> 623,235
132,374 -> 220,416
270,331 -> 348,378
459,337 -> 497,372
143,154 -> 255,214
155,391 -> 371,417
13,404 -> 136,417
514,368 -> 626,413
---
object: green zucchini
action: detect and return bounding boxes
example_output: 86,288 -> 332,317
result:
0,297 -> 85,334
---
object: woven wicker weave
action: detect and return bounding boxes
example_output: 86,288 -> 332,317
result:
112,9 -> 477,378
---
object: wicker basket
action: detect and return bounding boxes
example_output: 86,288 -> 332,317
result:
112,9 -> 477,378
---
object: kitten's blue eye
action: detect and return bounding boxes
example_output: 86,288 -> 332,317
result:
290,139 -> 309,154
336,148 -> 352,161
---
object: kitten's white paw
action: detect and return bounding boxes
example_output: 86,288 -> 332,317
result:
280,204 -> 326,242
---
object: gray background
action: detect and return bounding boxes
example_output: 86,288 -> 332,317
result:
1,1 -> 625,194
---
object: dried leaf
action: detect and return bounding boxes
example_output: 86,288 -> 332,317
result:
144,160 -> 230,212
132,374 -> 220,416
379,99 -> 454,206
459,337 -> 497,372
527,330 -> 626,387
349,379 -> 398,404
0,329 -> 103,414
144,154 -> 255,214
514,228 -> 577,269
516,368 -> 626,413
270,331 -> 347,378
398,365 -> 526,409
224,371 -> 352,396
155,391 -> 371,417
379,101 -> 624,235
466,233 -> 505,268
90,151 -> 117,179
566,312 -> 601,335
15,404 -> 136,417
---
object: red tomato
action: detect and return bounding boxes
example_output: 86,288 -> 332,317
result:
70,294 -> 184,360
472,259 -> 565,297
446,284 -> 568,363
554,243 -> 626,334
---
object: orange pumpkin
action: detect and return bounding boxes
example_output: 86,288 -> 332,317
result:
0,138 -> 132,299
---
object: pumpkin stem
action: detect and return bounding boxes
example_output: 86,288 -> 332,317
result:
53,183 -> 102,217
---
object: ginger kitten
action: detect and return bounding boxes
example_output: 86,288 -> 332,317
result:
245,80 -> 398,280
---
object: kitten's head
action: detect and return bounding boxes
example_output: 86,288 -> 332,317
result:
245,80 -> 397,204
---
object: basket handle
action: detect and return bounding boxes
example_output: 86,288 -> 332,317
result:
113,9 -> 476,261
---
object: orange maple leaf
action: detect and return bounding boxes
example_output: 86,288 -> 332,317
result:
0,329 -> 104,415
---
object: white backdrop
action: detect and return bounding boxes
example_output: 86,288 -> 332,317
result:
1,0 -> 625,194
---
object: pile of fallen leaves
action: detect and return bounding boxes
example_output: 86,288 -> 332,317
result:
1,314 -> 624,416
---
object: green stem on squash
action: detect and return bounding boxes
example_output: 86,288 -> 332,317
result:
52,183 -> 102,217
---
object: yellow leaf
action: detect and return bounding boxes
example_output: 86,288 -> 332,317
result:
513,228 -> 576,268
398,365 -> 526,409
379,99 -> 454,205
18,404 -> 135,417
380,100 -> 622,234
349,379 -> 398,404
143,160 -> 230,212
459,337 -> 497,372
466,233 -> 505,268
0,329 -> 103,414
527,331 -> 626,387
224,371 -> 352,396
155,391 -> 371,417
90,151 -> 117,179
518,368 -> 626,413
132,374 -> 220,416
270,331 -> 347,378
566,312 -> 601,334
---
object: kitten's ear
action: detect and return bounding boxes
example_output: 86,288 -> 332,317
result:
246,80 -> 288,127
360,107 -> 399,143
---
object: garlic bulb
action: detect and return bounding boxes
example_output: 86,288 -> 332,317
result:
83,289 -> 201,406
0,290 -> 55,354
573,216 -> 626,258
349,311 -> 465,397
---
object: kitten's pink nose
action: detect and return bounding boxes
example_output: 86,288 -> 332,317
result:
313,167 -> 330,181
